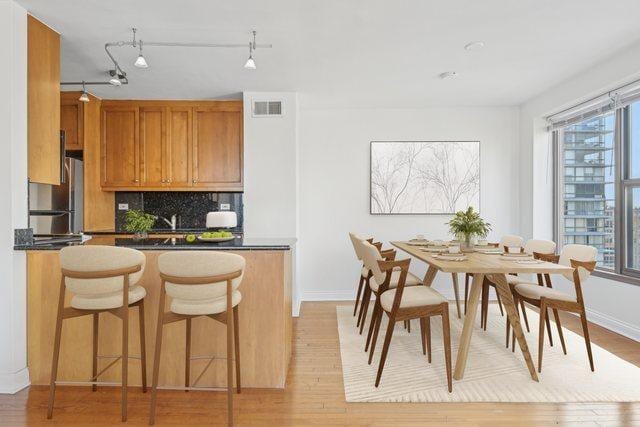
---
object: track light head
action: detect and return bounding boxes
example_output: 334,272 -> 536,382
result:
134,40 -> 148,68
244,40 -> 256,69
79,82 -> 90,102
108,69 -> 125,85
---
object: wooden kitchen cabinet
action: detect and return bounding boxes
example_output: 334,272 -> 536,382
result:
28,15 -> 61,185
101,106 -> 139,187
101,101 -> 242,191
139,107 -> 166,186
193,107 -> 243,190
60,93 -> 84,151
166,107 -> 192,187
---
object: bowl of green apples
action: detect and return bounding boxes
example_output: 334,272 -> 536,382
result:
197,230 -> 236,242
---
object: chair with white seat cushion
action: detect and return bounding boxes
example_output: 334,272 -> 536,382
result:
358,240 -> 420,354
48,246 -> 147,422
149,251 -> 245,426
349,235 -> 400,336
511,244 -> 597,373
349,233 -> 375,327
361,241 -> 452,391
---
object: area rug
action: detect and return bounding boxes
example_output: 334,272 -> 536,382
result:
336,304 -> 640,402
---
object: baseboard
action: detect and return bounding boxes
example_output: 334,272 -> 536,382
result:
584,308 -> 640,342
0,367 -> 30,394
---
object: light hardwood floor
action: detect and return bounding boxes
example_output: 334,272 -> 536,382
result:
1,301 -> 639,426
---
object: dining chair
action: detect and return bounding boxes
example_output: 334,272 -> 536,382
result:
501,239 -> 557,346
360,241 -> 452,391
359,240 -> 422,356
464,235 -> 524,325
349,233 -> 373,321
350,235 -> 396,335
509,244 -> 597,372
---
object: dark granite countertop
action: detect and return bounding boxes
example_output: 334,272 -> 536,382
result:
14,236 -> 295,251
85,229 -> 210,235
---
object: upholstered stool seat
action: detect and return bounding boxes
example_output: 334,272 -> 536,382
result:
71,285 -> 147,310
171,290 -> 242,315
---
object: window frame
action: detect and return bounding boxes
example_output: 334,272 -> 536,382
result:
554,105 -> 640,286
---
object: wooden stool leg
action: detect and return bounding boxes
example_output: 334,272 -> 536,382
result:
149,289 -> 166,426
92,313 -> 99,392
451,273 -> 462,319
375,313 -> 396,387
481,282 -> 489,330
47,280 -> 66,419
139,301 -> 147,393
354,275 -> 364,316
233,306 -> 241,393
185,318 -> 191,391
505,313 -> 510,348
121,305 -> 129,422
407,319 -> 411,333
441,305 -> 452,393
579,310 -> 595,371
226,297 -> 234,426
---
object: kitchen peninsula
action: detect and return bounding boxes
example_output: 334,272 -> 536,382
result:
21,236 -> 294,389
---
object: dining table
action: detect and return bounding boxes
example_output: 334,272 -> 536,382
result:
391,241 -> 574,382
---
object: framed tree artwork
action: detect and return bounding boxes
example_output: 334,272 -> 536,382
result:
370,141 -> 480,214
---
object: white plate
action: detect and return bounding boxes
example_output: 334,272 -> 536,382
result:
499,255 -> 532,262
434,255 -> 467,261
407,240 -> 430,246
420,247 -> 445,253
515,259 -> 544,264
197,236 -> 236,242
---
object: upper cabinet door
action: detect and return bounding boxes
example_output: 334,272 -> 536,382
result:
166,107 -> 192,187
28,15 -> 60,185
139,107 -> 166,187
192,107 -> 243,190
101,107 -> 139,187
60,93 -> 83,151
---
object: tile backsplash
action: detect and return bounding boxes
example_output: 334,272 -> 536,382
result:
115,192 -> 243,232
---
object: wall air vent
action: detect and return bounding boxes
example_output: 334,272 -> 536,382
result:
252,100 -> 284,117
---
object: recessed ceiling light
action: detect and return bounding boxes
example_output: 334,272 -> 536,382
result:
439,71 -> 459,80
464,41 -> 485,51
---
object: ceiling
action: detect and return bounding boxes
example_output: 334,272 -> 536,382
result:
16,0 -> 640,108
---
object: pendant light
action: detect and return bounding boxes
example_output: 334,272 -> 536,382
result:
244,31 -> 257,69
134,40 -> 148,68
78,82 -> 90,102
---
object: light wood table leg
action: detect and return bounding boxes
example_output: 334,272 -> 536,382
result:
422,265 -> 438,287
453,272 -> 484,380
488,273 -> 539,382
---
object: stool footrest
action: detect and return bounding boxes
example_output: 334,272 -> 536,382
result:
156,385 -> 229,392
189,355 -> 235,361
55,380 -> 121,387
97,354 -> 142,360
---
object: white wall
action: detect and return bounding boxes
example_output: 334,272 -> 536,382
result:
0,0 -> 29,393
519,40 -> 640,340
297,106 -> 520,302
242,92 -> 300,311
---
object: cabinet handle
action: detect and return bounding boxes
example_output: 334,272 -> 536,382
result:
168,179 -> 172,183
192,179 -> 197,184
161,179 -> 166,183
133,179 -> 139,183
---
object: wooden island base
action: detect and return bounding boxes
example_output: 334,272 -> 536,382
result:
27,250 -> 292,389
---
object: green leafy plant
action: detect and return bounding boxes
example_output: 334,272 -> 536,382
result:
446,206 -> 491,244
123,209 -> 156,233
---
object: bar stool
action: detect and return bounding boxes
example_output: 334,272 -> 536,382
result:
149,251 -> 245,426
47,245 -> 147,422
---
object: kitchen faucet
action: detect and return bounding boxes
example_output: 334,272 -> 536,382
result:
158,214 -> 178,231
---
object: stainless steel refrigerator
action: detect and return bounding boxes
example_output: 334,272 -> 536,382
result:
28,156 -> 83,235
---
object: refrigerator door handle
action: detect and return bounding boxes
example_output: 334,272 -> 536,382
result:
60,130 -> 66,183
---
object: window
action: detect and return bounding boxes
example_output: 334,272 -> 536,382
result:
554,98 -> 640,282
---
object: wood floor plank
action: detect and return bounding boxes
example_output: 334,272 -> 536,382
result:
0,301 -> 638,426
